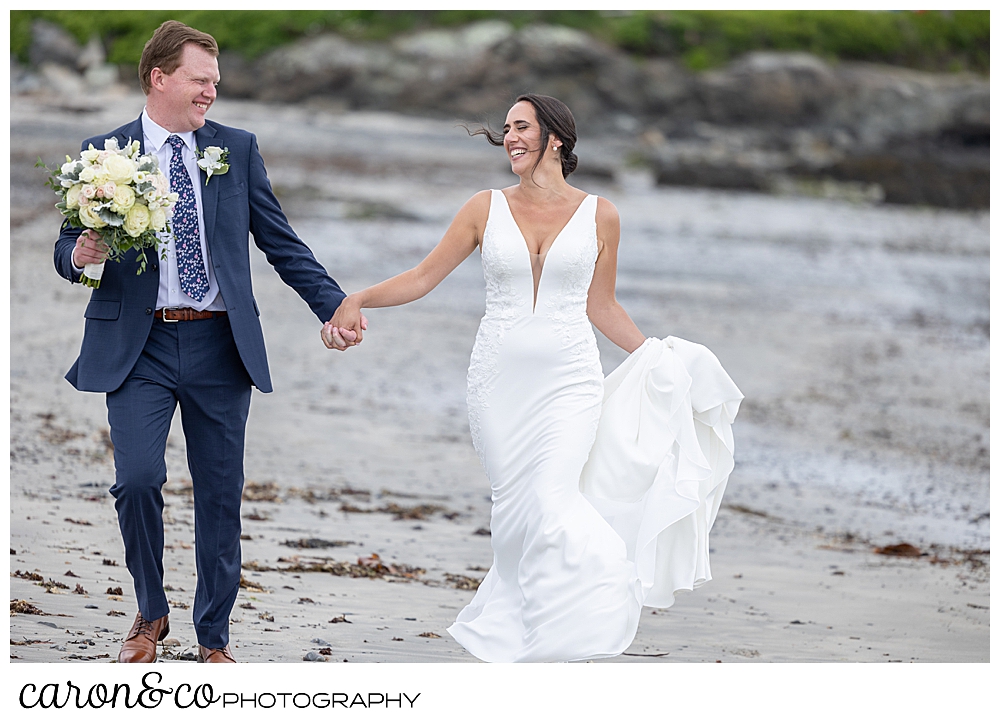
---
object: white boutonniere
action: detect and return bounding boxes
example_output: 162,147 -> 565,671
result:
195,146 -> 230,185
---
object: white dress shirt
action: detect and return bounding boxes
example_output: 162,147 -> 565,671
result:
141,109 -> 225,312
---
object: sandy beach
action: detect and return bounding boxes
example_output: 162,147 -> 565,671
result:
9,87 -> 989,673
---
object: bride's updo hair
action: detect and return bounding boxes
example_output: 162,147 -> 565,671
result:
469,94 -> 579,178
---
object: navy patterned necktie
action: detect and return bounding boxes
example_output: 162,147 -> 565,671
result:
168,135 -> 209,302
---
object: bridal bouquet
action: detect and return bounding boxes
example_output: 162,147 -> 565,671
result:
39,138 -> 177,288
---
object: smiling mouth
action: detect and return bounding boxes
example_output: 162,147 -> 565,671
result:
194,102 -> 209,110
510,149 -> 526,158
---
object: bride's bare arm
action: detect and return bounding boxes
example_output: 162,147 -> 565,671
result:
324,190 -> 490,345
587,197 -> 647,354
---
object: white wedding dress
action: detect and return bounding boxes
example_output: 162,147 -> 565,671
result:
447,190 -> 743,662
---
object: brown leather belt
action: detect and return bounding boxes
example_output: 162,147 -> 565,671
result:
155,308 -> 228,322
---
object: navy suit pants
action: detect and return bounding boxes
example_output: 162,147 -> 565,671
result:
106,314 -> 252,649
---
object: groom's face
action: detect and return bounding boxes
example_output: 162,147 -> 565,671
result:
151,43 -> 220,133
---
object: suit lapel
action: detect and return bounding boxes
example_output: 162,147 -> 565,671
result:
117,117 -> 145,155
195,124 -> 221,247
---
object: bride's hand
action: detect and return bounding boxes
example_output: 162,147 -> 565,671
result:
322,295 -> 368,350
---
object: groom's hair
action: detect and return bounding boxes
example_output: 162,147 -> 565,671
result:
139,20 -> 219,95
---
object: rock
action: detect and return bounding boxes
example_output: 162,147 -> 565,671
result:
10,55 -> 42,94
644,55 -> 988,209
393,20 -> 513,61
303,650 -> 327,661
83,64 -> 119,89
29,20 -> 81,68
254,34 -> 397,105
76,35 -> 104,71
826,63 -> 989,152
24,22 -> 119,98
794,146 -> 988,209
76,36 -> 118,89
513,24 -> 599,71
697,52 -> 839,126
217,51 -> 261,99
35,63 -> 86,99
637,58 -> 695,114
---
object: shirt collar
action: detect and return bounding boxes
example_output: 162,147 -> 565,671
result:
141,108 -> 196,153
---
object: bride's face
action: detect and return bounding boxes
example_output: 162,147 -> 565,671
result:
503,101 -> 546,174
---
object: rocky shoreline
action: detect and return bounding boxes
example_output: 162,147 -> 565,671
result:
15,19 -> 989,209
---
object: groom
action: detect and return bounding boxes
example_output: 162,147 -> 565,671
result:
53,20 -> 359,663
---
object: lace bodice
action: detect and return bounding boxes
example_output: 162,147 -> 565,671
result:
481,190 -> 598,322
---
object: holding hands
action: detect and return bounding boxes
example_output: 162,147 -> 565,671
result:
319,190 -> 484,352
322,294 -> 367,351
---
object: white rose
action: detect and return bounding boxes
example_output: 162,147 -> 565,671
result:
149,207 -> 167,231
79,166 -> 97,183
111,185 -> 135,213
103,137 -> 121,152
152,173 -> 169,195
81,147 -> 101,163
79,205 -> 107,229
103,154 -> 135,184
124,204 -> 150,237
65,184 -> 83,209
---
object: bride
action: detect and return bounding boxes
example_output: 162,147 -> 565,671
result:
324,94 -> 743,663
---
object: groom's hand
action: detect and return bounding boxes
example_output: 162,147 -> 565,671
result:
72,230 -> 109,268
322,323 -> 354,350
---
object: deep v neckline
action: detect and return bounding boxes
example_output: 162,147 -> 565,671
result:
498,190 -> 591,312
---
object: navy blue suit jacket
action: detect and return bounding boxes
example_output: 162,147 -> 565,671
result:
54,116 -> 345,394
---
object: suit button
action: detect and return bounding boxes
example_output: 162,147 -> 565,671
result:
145,308 -> 152,315
151,264 -> 158,271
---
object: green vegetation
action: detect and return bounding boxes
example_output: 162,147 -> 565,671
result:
10,9 -> 988,75
609,10 -> 989,73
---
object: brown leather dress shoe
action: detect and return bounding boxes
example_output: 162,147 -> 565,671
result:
118,612 -> 170,663
197,644 -> 236,663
